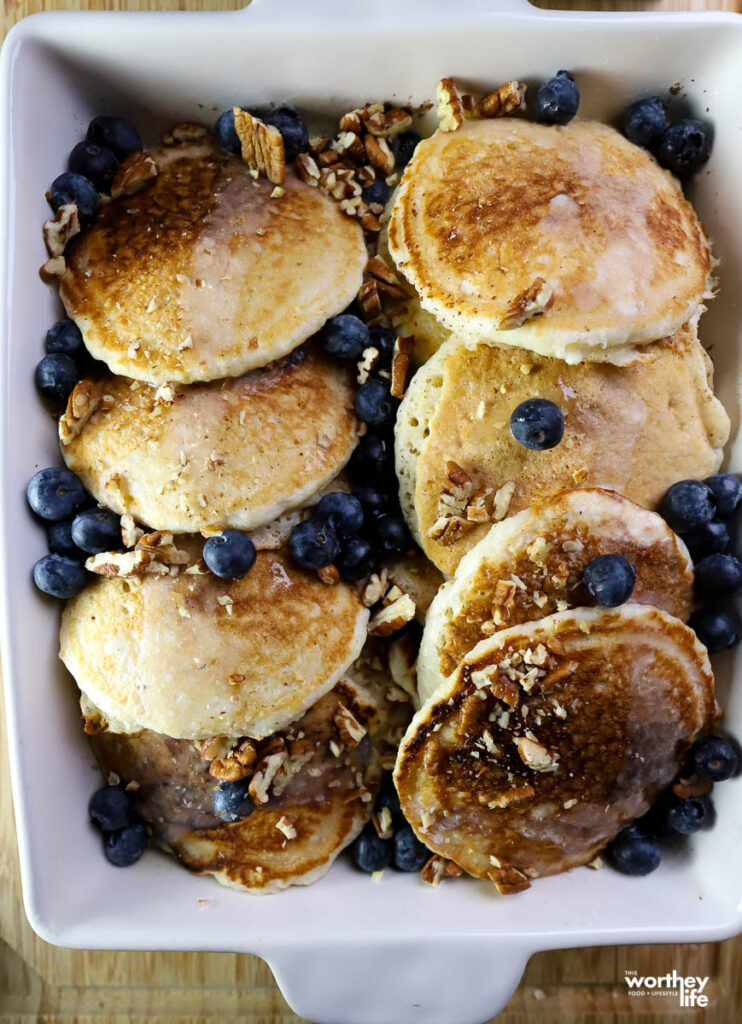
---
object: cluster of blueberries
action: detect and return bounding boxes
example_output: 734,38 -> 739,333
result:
88,783 -> 148,867
351,775 -> 429,874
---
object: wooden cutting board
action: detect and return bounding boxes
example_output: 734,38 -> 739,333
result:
2,0 -> 741,1020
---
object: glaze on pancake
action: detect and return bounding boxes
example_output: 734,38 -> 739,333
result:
418,489 -> 694,703
88,650 -> 411,894
60,549 -> 369,740
396,324 -> 729,575
60,139 -> 367,383
388,120 -> 712,363
60,346 -> 358,533
395,606 -> 715,891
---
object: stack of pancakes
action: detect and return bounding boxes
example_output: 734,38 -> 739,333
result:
385,115 -> 725,890
55,135 -> 412,892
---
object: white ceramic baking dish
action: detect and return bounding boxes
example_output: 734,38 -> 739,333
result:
2,1 -> 742,1021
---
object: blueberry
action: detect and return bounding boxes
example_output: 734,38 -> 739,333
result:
362,177 -> 392,207
352,823 -> 392,873
35,353 -> 79,405
338,537 -> 377,581
32,553 -> 87,598
690,735 -> 739,782
349,433 -> 393,482
372,514 -> 408,557
510,398 -> 564,450
355,377 -> 396,427
660,479 -> 716,533
660,793 -> 710,836
289,519 -> 340,570
49,172 -> 100,226
694,553 -> 742,599
657,119 -> 712,178
369,326 -> 395,365
71,507 -> 122,555
683,520 -> 729,563
45,319 -> 84,360
68,141 -> 119,193
623,97 -> 668,150
607,824 -> 661,876
393,825 -> 429,872
203,530 -> 257,579
534,71 -> 579,126
87,115 -> 142,161
47,517 -> 80,558
213,779 -> 253,822
315,492 -> 364,539
390,131 -> 420,167
27,467 -> 86,521
353,485 -> 388,517
704,474 -> 742,519
89,784 -> 132,831
688,608 -> 741,653
104,823 -> 148,867
260,107 -> 309,162
583,554 -> 636,607
215,108 -> 242,154
323,314 -> 370,362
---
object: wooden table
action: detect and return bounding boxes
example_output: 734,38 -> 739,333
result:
2,0 -> 741,1020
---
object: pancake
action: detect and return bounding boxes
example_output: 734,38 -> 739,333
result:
418,488 -> 694,703
395,605 -> 715,891
60,548 -> 369,740
59,345 -> 358,534
89,656 -> 411,894
396,324 -> 729,575
388,119 -> 712,364
59,139 -> 367,384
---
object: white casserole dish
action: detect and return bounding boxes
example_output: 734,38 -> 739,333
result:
2,1 -> 742,1021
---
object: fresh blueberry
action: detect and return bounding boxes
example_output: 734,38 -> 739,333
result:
660,479 -> 716,533
213,779 -> 253,822
353,485 -> 388,517
390,131 -> 420,167
534,71 -> 579,126
49,172 -> 100,225
68,141 -> 119,193
355,377 -> 396,427
215,108 -> 242,154
393,825 -> 429,872
45,319 -> 85,360
694,553 -> 742,599
510,398 -> 564,451
660,793 -> 710,836
623,96 -> 668,150
71,507 -> 122,555
323,314 -> 370,362
683,520 -> 729,563
362,177 -> 392,207
688,608 -> 741,653
47,517 -> 80,558
583,554 -> 636,607
34,353 -> 79,405
704,474 -> 742,519
690,735 -> 739,782
289,518 -> 340,570
369,326 -> 395,365
89,784 -> 132,831
203,530 -> 257,579
607,824 -> 661,876
338,537 -> 377,582
349,433 -> 393,483
372,514 -> 409,557
657,119 -> 712,178
352,823 -> 392,873
104,822 -> 148,867
32,554 -> 87,598
375,779 -> 405,828
87,115 -> 142,161
315,492 -> 364,539
27,467 -> 86,521
260,107 -> 309,162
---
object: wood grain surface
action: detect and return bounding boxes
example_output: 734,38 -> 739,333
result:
2,0 -> 741,1021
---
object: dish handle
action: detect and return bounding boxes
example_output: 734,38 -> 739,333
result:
266,939 -> 528,1024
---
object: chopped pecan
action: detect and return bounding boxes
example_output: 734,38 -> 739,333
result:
295,152 -> 321,186
500,278 -> 553,330
363,107 -> 413,138
488,863 -> 531,895
111,152 -> 158,199
171,122 -> 207,142
233,107 -> 285,185
369,594 -> 416,637
86,549 -> 167,578
43,203 -> 80,257
364,134 -> 395,175
436,78 -> 464,132
135,531 -> 190,565
481,81 -> 527,118
209,755 -> 252,782
317,565 -> 340,585
59,379 -> 101,445
39,255 -> 66,282
332,131 -> 366,162
334,703 -> 367,747
390,336 -> 414,399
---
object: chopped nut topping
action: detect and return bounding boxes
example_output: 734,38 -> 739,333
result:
43,203 -> 80,257
339,109 -> 363,133
500,278 -> 554,330
333,130 -> 366,162
111,152 -> 158,199
233,107 -> 286,184
390,335 -> 414,399
373,805 -> 394,840
120,514 -> 144,549
421,855 -> 448,887
295,152 -> 321,185
487,784 -> 535,809
209,754 -> 252,782
317,564 -> 340,585
436,78 -> 464,132
364,133 -> 395,175
563,798 -> 578,809
488,863 -> 531,895
171,122 -> 207,142
135,531 -> 190,565
516,736 -> 557,772
59,379 -> 101,445
334,703 -> 367,747
40,255 -> 66,282
86,549 -> 168,578
492,481 -> 516,522
365,256 -> 399,286
481,80 -> 527,118
172,592 -> 191,619
357,345 -> 380,385
248,751 -> 287,805
361,570 -> 389,607
369,593 -> 416,637
275,815 -> 297,841
363,106 -> 413,138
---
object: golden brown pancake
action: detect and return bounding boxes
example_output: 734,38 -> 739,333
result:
60,548 -> 369,740
395,324 -> 729,575
395,606 -> 715,892
388,119 -> 712,363
418,488 -> 694,703
59,346 -> 358,534
60,139 -> 367,383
